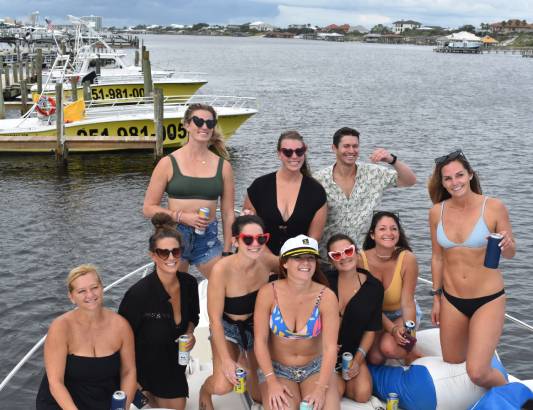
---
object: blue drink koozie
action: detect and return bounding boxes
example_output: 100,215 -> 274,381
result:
484,233 -> 503,269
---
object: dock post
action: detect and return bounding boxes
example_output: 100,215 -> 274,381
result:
55,83 -> 67,163
0,65 -> 5,119
36,49 -> 43,94
70,76 -> 79,102
134,50 -> 140,67
95,56 -> 101,76
25,61 -> 30,80
82,81 -> 91,101
18,61 -> 24,83
5,64 -> 11,87
20,80 -> 28,115
153,87 -> 164,161
142,50 -> 153,96
13,63 -> 19,84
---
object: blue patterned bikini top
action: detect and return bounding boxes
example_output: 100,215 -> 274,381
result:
437,197 -> 490,249
269,282 -> 325,340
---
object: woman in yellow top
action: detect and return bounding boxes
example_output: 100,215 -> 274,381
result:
360,211 -> 421,364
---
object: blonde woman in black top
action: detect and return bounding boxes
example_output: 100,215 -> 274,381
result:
199,215 -> 272,409
119,214 -> 199,410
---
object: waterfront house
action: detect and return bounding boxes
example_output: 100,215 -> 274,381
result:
392,20 -> 422,34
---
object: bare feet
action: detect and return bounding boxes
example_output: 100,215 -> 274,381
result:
199,384 -> 214,410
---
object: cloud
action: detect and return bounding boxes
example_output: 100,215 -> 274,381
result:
271,5 -> 390,27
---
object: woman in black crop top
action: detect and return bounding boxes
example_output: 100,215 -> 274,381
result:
243,131 -> 327,271
36,265 -> 136,410
119,214 -> 199,410
199,215 -> 273,409
143,103 -> 235,280
325,234 -> 383,403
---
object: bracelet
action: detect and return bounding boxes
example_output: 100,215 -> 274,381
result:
314,381 -> 329,390
176,210 -> 183,224
357,347 -> 367,359
222,251 -> 233,257
389,153 -> 397,165
264,371 -> 274,378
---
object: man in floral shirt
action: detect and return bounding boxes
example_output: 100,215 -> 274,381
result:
314,127 -> 416,256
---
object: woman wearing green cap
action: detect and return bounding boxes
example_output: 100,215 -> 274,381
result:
254,235 -> 340,410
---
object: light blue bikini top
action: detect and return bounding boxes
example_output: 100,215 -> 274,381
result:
437,197 -> 490,249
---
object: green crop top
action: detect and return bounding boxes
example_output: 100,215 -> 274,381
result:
165,155 -> 224,200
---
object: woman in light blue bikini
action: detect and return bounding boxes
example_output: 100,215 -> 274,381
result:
254,235 -> 340,410
428,150 -> 515,389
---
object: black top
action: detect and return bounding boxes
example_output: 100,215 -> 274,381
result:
224,290 -> 259,316
247,172 -> 327,254
36,351 -> 120,410
325,268 -> 384,362
118,269 -> 199,398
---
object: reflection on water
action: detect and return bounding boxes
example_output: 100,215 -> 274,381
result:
1,36 -> 533,405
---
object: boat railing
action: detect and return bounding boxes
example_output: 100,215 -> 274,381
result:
83,94 -> 258,116
92,72 -> 207,84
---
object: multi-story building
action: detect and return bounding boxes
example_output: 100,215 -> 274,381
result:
392,20 -> 422,34
81,15 -> 103,32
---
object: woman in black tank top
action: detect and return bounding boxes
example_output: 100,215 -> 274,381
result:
199,215 -> 273,409
36,265 -> 136,410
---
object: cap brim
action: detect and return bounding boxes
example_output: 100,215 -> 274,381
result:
282,248 -> 320,258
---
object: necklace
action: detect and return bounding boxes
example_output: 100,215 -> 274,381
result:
374,251 -> 393,260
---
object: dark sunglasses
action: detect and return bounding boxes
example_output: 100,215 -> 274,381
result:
191,116 -> 217,129
280,146 -> 306,158
328,244 -> 356,261
155,248 -> 181,260
238,233 -> 270,246
434,150 -> 465,165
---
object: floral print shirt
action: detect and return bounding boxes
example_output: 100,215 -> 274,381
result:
314,162 -> 398,254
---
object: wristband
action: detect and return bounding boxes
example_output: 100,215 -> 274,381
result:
389,153 -> 397,165
176,210 -> 183,224
357,347 -> 367,358
430,288 -> 443,296
264,371 -> 274,378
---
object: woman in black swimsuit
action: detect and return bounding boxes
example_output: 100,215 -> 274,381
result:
36,265 -> 136,410
199,215 -> 272,409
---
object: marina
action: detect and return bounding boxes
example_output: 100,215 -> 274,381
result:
0,35 -> 532,408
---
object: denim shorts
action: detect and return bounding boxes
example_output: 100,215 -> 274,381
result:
384,300 -> 423,327
177,219 -> 222,266
257,356 -> 322,384
222,318 -> 254,352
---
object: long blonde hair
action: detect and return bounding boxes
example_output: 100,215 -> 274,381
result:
183,103 -> 229,160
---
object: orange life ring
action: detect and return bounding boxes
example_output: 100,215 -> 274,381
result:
36,96 -> 56,116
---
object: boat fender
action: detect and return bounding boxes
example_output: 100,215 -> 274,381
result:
35,96 -> 56,117
469,382 -> 533,410
369,354 -> 507,410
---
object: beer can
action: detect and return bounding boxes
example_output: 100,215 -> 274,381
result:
342,352 -> 353,381
234,367 -> 247,394
405,320 -> 416,338
194,207 -> 210,235
178,334 -> 190,366
300,400 -> 313,410
386,392 -> 399,410
484,233 -> 503,269
110,390 -> 126,410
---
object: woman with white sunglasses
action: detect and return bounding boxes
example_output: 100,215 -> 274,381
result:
325,233 -> 383,403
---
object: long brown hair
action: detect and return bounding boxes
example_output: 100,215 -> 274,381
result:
183,103 -> 229,160
277,130 -> 312,177
427,154 -> 482,204
278,255 -> 329,286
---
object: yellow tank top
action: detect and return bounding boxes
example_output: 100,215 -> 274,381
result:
360,250 -> 406,312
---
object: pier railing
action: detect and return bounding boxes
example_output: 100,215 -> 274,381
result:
1,265 -> 531,393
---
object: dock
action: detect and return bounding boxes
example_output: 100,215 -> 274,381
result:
434,46 -> 481,54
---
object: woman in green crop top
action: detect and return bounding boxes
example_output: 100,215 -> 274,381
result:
143,103 -> 235,279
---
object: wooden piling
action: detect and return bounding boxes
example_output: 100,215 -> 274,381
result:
134,50 -> 140,67
25,61 -> 30,81
153,87 -> 164,161
142,50 -> 153,96
70,77 -> 79,102
83,81 -> 91,101
36,49 -> 43,94
18,61 -> 24,82
20,80 -> 28,115
13,63 -> 19,84
0,65 -> 5,119
55,83 -> 67,162
4,64 -> 11,87
95,57 -> 101,76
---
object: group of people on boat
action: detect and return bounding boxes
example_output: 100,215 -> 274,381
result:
36,103 -> 515,410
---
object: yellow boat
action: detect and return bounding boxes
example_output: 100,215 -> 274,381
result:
0,95 -> 257,153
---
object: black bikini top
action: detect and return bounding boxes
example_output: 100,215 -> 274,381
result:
224,290 -> 259,316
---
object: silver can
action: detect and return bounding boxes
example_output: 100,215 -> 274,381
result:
405,320 -> 416,338
178,334 -> 190,366
300,400 -> 313,410
111,390 -> 126,410
194,207 -> 210,235
342,352 -> 353,381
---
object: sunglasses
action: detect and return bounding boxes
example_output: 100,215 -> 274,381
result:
280,146 -> 306,158
154,248 -> 181,260
238,233 -> 270,246
434,150 -> 465,165
328,244 -> 356,261
191,116 -> 217,129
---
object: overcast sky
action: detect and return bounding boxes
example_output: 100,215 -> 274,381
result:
2,0 -> 531,29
